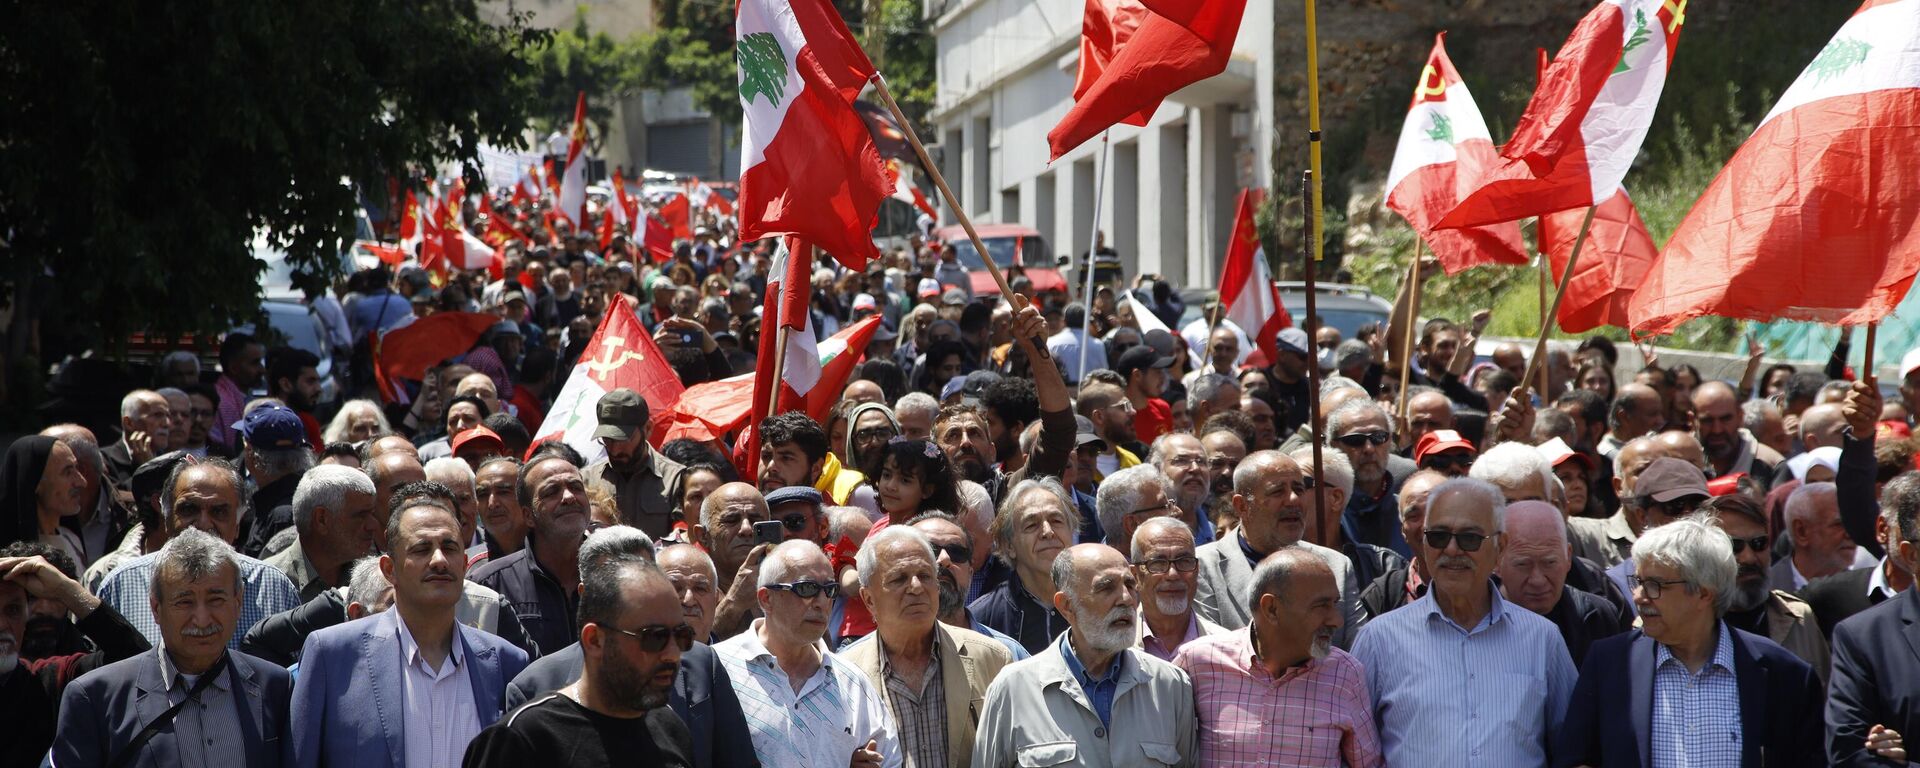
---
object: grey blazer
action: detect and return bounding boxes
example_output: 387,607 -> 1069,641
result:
1192,528 -> 1367,648
53,647 -> 293,768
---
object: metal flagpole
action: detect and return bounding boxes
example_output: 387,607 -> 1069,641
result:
1079,131 -> 1112,381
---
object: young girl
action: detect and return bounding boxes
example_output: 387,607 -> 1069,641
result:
871,438 -> 961,527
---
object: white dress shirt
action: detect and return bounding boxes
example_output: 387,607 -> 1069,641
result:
395,611 -> 483,768
713,619 -> 903,768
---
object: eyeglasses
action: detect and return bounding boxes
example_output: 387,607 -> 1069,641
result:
1422,454 -> 1474,472
854,427 -> 897,442
607,623 -> 697,652
777,513 -> 811,532
767,580 -> 840,599
1727,534 -> 1770,555
1422,529 -> 1497,552
1128,500 -> 1178,518
1138,555 -> 1199,574
1163,454 -> 1206,469
1627,575 -> 1692,600
1334,431 -> 1392,448
933,542 -> 973,564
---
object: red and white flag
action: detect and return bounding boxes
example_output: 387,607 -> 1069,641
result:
534,292 -> 685,462
433,179 -> 497,271
1542,185 -> 1658,333
1630,0 -> 1920,335
1385,34 -> 1531,275
885,159 -> 938,219
734,0 -> 891,270
1218,189 -> 1291,367
1438,0 -> 1686,229
512,162 -> 546,207
557,92 -> 590,228
688,178 -> 734,216
398,189 -> 425,258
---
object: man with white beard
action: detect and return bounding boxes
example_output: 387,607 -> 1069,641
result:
973,544 -> 1197,767
1132,517 -> 1224,661
1174,548 -> 1383,767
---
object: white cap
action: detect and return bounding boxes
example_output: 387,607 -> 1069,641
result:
1902,347 -> 1920,380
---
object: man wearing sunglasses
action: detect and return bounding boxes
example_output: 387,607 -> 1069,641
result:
1350,478 -> 1576,767
1697,494 -> 1829,679
1413,429 -> 1476,479
1602,458 -> 1713,612
1131,517 -> 1223,661
713,540 -> 901,768
1326,399 -> 1414,559
470,550 -> 697,767
907,512 -> 1028,661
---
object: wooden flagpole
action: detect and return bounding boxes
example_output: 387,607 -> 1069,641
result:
1864,323 -> 1879,382
1516,206 -> 1598,401
1303,169 -> 1331,549
1538,257 -> 1551,397
1303,0 -> 1326,265
1395,242 -> 1423,419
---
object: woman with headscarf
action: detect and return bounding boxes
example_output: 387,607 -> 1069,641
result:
1,436 -> 88,565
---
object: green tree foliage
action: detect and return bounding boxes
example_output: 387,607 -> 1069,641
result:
525,11 -> 644,136
0,0 -> 544,359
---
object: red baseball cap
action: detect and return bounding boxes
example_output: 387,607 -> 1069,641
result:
1414,429 -> 1475,464
452,425 -> 505,457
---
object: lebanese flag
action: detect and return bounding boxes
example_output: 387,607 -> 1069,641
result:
1048,0 -> 1249,160
435,180 -> 496,271
734,0 -> 891,271
1542,186 -> 1658,333
1437,0 -> 1686,229
643,214 -> 675,262
534,292 -> 685,461
1385,34 -> 1531,275
1630,0 -> 1920,335
557,92 -> 590,228
658,194 -> 693,240
885,159 -> 938,219
688,178 -> 734,216
1218,189 -> 1291,368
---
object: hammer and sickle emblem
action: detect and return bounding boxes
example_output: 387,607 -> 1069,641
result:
1662,0 -> 1686,33
1418,63 -> 1447,100
584,335 -> 646,383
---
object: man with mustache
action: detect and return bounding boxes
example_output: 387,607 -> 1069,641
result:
973,543 -> 1197,767
500,528 -> 757,768
1197,430 -> 1246,534
584,388 -> 687,538
970,478 -> 1080,654
713,540 -> 901,768
1149,432 -> 1218,545
1174,548 -> 1382,767
1699,494 -> 1829,679
1132,517 -> 1223,661
843,526 -> 1011,768
291,483 -> 530,768
52,529 -> 295,768
697,483 -> 774,641
470,452 -> 595,657
1350,478 -> 1576,766
0,550 -> 150,768
1325,399 -> 1409,558
1692,381 -> 1777,482
908,511 -> 1027,660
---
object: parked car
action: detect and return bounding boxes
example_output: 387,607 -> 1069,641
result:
1174,282 -> 1392,341
932,224 -> 1068,298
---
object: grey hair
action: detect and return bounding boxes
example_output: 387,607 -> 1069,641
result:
1881,472 -> 1920,544
1740,399 -> 1780,434
156,387 -> 188,402
148,527 -> 242,596
160,351 -> 202,379
1130,516 -> 1194,561
324,399 -> 392,443
1319,376 -> 1366,396
757,539 -> 828,589
1469,442 -> 1554,498
956,480 -> 994,534
1289,447 -> 1353,497
1333,339 -> 1371,370
1049,548 -> 1080,602
657,542 -> 720,586
1146,431 -> 1201,467
577,524 -> 657,583
252,445 -> 316,481
1323,398 -> 1392,442
1428,477 -> 1509,532
990,477 -> 1080,566
159,457 -> 251,522
345,556 -> 389,610
1785,482 -> 1838,526
1632,513 -> 1739,615
121,389 -> 163,419
423,457 -> 476,492
293,465 -> 376,532
826,506 -> 874,544
1187,373 -> 1238,410
856,525 -> 936,588
893,392 -> 939,422
1095,466 -> 1176,547
1246,547 -> 1329,617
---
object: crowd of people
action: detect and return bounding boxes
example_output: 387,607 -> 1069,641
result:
5,206 -> 1920,767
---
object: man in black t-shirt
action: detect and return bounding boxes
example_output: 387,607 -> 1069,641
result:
464,552 -> 699,767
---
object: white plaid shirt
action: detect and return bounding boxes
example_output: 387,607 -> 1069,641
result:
96,550 -> 302,651
1651,622 -> 1742,768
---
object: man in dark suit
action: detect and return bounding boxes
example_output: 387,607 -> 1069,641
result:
1799,503 -> 1907,639
290,484 -> 529,768
502,528 -> 757,768
1498,501 -> 1628,666
53,529 -> 293,768
1555,518 -> 1824,767
1827,471 -> 1920,766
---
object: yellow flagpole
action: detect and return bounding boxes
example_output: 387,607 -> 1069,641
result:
1303,0 -> 1325,262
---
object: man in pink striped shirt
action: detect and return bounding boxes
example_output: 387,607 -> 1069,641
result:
1173,548 -> 1383,768
211,333 -> 265,454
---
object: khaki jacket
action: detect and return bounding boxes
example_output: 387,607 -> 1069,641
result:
971,640 -> 1197,768
1768,589 -> 1831,684
842,622 -> 1012,768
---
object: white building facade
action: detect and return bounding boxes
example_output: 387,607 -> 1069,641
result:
927,0 -> 1278,288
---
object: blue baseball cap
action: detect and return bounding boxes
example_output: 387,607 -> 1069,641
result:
231,403 -> 309,450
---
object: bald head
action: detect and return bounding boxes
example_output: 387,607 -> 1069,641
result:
1503,501 -> 1569,550
1612,383 -> 1666,439
40,424 -> 99,445
842,379 -> 885,406
1799,403 -> 1847,449
1320,385 -> 1369,416
1612,436 -> 1666,497
1492,343 -> 1527,379
1653,430 -> 1709,474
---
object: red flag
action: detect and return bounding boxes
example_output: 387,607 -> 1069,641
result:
1542,187 -> 1657,333
658,194 -> 693,240
533,293 -> 686,461
365,242 -> 406,266
1218,189 -> 1290,367
662,374 -> 757,444
1630,0 -> 1920,336
1047,0 -> 1249,160
371,312 -> 501,402
1438,0 -> 1687,229
643,214 -> 675,263
735,0 -> 891,271
1071,0 -> 1151,126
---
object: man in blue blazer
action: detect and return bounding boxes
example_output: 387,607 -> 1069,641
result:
291,483 -> 529,768
1554,518 -> 1824,767
54,529 -> 294,768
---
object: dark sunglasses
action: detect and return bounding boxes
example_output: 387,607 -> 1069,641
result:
778,513 -> 811,532
1422,454 -> 1474,472
1423,529 -> 1496,552
934,543 -> 973,564
1334,431 -> 1392,448
767,580 -> 840,599
608,623 -> 696,652
1727,534 -> 1770,554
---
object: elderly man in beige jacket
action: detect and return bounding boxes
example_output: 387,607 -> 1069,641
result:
842,525 -> 1012,768
972,543 -> 1197,768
